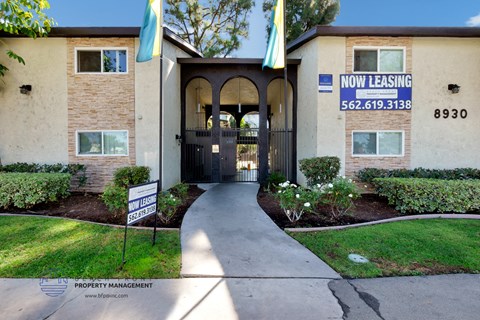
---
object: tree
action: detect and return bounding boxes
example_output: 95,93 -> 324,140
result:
0,0 -> 54,78
262,0 -> 339,43
165,0 -> 255,58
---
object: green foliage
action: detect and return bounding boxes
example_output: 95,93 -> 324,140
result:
263,0 -> 339,43
373,178 -> 480,214
0,0 -> 55,78
113,166 -> 151,188
170,182 -> 189,203
165,0 -> 255,57
274,181 -> 317,222
298,156 -> 341,187
0,162 -> 88,188
101,184 -> 128,214
0,173 -> 70,209
357,167 -> 480,183
266,171 -> 286,191
319,177 -> 360,219
157,192 -> 180,224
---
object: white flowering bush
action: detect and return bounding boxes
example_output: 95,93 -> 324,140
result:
157,191 -> 180,223
274,181 -> 317,223
317,176 -> 360,219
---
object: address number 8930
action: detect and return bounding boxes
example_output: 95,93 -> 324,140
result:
434,109 -> 467,119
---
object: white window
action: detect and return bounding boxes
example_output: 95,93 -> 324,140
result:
77,131 -> 128,156
352,131 -> 404,156
353,47 -> 405,73
76,48 -> 127,73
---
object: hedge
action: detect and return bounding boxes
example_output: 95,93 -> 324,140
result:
0,173 -> 71,209
357,167 -> 480,183
373,178 -> 480,214
298,156 -> 340,187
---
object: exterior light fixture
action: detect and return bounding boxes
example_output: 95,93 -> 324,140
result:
448,84 -> 460,94
19,85 -> 32,94
279,79 -> 282,113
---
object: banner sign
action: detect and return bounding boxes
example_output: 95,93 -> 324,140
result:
127,181 -> 158,225
340,74 -> 412,111
319,74 -> 333,93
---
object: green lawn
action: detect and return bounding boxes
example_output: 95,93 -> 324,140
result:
290,219 -> 480,278
0,216 -> 180,278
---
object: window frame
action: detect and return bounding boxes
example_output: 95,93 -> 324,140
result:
352,46 -> 406,74
352,130 -> 404,157
76,130 -> 129,157
75,47 -> 129,74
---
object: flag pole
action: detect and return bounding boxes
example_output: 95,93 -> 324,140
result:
159,41 -> 163,191
283,0 -> 289,181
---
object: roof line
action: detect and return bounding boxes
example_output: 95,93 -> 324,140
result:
0,26 -> 202,58
288,26 -> 480,53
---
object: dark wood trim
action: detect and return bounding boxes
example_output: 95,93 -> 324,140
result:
178,58 -> 301,65
288,26 -> 480,53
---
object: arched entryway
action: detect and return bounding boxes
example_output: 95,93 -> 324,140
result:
179,58 -> 299,183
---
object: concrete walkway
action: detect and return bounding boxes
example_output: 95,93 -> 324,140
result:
181,183 -> 340,279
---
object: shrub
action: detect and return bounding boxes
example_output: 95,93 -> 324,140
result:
357,167 -> 480,183
373,178 -> 480,214
113,166 -> 151,189
0,162 -> 88,188
265,171 -> 286,191
274,181 -> 317,223
170,182 -> 188,203
299,156 -> 340,187
157,191 -> 180,224
318,176 -> 360,220
0,173 -> 70,209
101,184 -> 129,214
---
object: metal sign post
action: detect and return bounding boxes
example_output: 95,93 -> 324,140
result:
121,181 -> 159,266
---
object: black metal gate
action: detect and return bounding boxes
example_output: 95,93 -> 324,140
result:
184,128 -> 292,183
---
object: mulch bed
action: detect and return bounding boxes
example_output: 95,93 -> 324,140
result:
2,184 -> 405,229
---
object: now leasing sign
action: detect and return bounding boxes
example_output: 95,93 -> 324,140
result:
127,181 -> 158,225
340,74 -> 412,111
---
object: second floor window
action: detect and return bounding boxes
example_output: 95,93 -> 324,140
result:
354,47 -> 405,73
76,49 -> 127,73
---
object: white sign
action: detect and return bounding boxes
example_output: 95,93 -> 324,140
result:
127,181 -> 158,225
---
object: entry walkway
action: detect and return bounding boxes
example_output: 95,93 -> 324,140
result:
181,183 -> 340,279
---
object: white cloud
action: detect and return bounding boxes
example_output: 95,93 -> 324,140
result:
466,13 -> 480,27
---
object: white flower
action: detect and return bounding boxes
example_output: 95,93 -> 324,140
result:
364,185 -> 368,188
278,190 -> 282,193
304,202 -> 311,207
342,176 -> 346,179
328,183 -> 333,188
316,184 -> 321,188
348,179 -> 352,183
295,194 -> 300,199
348,194 -> 353,198
291,184 -> 297,188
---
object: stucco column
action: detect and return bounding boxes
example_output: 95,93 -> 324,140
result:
258,83 -> 268,183
211,84 -> 221,182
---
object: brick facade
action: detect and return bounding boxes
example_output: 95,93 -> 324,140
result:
345,37 -> 412,176
67,38 -> 136,192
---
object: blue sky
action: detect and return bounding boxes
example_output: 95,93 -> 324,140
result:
48,0 -> 480,58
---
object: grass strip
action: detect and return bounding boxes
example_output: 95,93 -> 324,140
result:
0,216 -> 180,278
290,219 -> 480,278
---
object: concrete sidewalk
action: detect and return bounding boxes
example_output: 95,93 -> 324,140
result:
180,183 -> 340,278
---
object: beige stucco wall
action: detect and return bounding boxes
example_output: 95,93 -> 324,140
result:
0,38 -> 68,165
135,39 -> 191,190
289,37 -> 346,184
411,37 -> 480,169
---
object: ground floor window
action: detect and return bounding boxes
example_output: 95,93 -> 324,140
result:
352,131 -> 403,156
77,130 -> 128,156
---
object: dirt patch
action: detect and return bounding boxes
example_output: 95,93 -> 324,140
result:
371,258 -> 470,276
257,189 -> 399,229
3,185 -> 205,228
